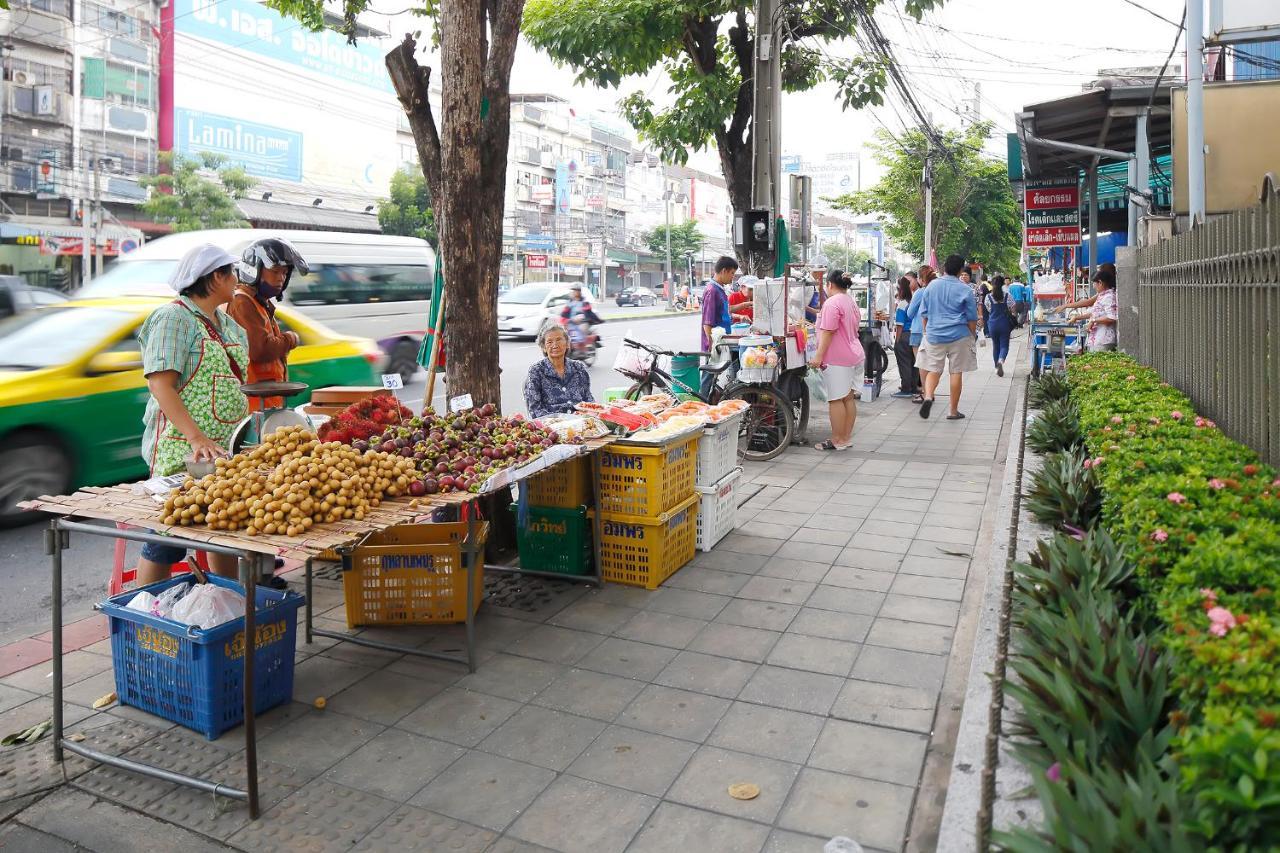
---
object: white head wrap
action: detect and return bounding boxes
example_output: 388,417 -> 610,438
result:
737,275 -> 760,290
168,244 -> 238,294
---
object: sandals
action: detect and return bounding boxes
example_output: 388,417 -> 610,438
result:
947,412 -> 967,420
815,440 -> 850,451
911,394 -> 924,404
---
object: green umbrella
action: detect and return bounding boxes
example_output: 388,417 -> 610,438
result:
417,261 -> 445,370
773,217 -> 790,277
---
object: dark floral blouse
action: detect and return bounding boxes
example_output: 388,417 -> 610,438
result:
523,357 -> 594,419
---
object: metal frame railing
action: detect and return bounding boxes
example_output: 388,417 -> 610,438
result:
1137,175 -> 1280,466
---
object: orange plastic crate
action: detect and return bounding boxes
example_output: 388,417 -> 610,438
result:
523,456 -> 593,509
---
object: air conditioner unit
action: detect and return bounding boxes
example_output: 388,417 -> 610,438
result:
10,70 -> 33,86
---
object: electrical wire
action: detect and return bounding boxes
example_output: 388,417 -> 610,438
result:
1144,3 -> 1185,198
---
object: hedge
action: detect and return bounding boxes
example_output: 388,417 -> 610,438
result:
1066,353 -> 1280,847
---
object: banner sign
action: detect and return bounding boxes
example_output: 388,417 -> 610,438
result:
36,150 -> 59,199
176,109 -> 303,182
525,254 -> 548,269
1024,177 -> 1080,248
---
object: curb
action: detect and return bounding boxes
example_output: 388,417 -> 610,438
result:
599,309 -> 694,322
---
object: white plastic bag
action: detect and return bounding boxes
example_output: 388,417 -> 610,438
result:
805,368 -> 828,403
125,590 -> 158,614
170,585 -> 245,630
151,584 -> 188,620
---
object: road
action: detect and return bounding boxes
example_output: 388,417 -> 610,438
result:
0,307 -> 699,644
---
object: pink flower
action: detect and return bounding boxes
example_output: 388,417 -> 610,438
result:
1151,529 -> 1169,542
1207,607 -> 1237,637
1083,459 -> 1094,469
1167,492 -> 1187,504
1195,417 -> 1206,428
1046,762 -> 1062,782
1171,411 -> 1184,420
1111,416 -> 1124,424
1209,478 -> 1227,490
1094,456 -> 1105,467
1200,587 -> 1218,602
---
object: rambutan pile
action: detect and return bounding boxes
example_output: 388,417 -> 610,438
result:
317,394 -> 413,444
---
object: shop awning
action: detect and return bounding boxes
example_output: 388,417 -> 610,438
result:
237,199 -> 383,234
0,221 -> 142,242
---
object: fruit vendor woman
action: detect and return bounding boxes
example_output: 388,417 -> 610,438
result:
228,238 -> 309,410
137,244 -> 248,583
523,324 -> 594,419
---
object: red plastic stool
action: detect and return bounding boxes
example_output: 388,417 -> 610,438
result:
108,522 -> 210,597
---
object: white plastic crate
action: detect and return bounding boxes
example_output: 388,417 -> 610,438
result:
696,411 -> 743,487
695,467 -> 742,552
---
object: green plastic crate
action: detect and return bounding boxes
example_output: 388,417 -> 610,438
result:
510,505 -> 593,576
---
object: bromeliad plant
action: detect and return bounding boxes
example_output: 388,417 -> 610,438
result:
1024,447 -> 1102,530
1025,397 -> 1083,455
1027,371 -> 1071,409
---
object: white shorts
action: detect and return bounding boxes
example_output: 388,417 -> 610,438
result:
822,363 -> 864,401
918,337 -> 978,374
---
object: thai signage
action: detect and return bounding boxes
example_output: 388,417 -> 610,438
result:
1024,177 -> 1081,248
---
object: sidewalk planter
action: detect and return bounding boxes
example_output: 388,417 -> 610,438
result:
597,434 -> 699,516
100,574 -> 303,740
511,504 -> 592,576
696,467 -> 742,552
523,456 -> 593,509
340,521 -> 487,628
593,494 -> 699,589
695,412 -> 744,487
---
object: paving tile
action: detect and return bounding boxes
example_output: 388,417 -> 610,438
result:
851,646 -> 949,692
822,565 -> 896,593
0,684 -> 38,716
765,828 -> 833,853
617,684 -> 731,742
628,802 -> 770,853
397,687 -> 522,747
688,623 -> 782,664
692,550 -> 770,573
866,618 -> 955,655
773,541 -> 843,564
1,651 -> 113,695
410,751 -> 555,832
897,555 -> 970,580
805,585 -> 885,617
576,637 -> 678,681
485,839 -> 559,853
717,533 -> 785,554
802,513 -> 867,532
877,593 -> 961,627
748,522 -> 803,540
756,558 -> 832,583
548,601 -> 641,635
789,608 -> 873,643
889,573 -> 966,602
479,705 -> 605,771
289,656 -> 376,704
532,668 -> 646,721
352,804 -> 496,852
318,640 -> 403,669
708,701 -> 825,764
0,638 -> 50,680
150,755 -> 314,840
738,666 -> 843,716
778,768 -> 915,851
833,547 -> 904,572
915,525 -> 979,547
644,587 -> 732,620
20,788 -> 229,853
587,585 -> 656,609
849,533 -> 914,556
258,708 -> 383,776
508,776 -> 657,853
324,668 -> 451,725
666,744 -> 800,823
505,625 -> 604,666
738,576 -> 817,606
832,678 -> 939,733
788,526 -> 855,547
614,611 -> 707,649
228,779 -> 399,853
0,823 -> 79,852
767,633 -> 860,677
324,728 -> 464,802
809,719 -> 929,786
455,653 -> 565,703
565,724 -> 697,796
714,600 -> 799,632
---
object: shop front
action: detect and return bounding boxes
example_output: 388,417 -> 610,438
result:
0,221 -> 145,291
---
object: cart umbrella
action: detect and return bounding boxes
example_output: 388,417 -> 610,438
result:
417,262 -> 445,370
773,218 -> 790,278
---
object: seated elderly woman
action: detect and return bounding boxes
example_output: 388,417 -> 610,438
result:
523,323 -> 594,419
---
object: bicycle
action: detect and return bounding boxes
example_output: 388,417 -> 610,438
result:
614,337 -> 798,462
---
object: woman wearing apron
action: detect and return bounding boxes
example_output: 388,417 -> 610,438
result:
136,244 -> 249,584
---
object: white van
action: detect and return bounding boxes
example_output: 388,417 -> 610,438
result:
78,229 -> 435,305
497,283 -> 599,340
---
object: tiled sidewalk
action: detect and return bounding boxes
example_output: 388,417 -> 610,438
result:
0,338 -> 1024,853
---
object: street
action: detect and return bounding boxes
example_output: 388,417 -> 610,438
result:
0,308 -> 700,645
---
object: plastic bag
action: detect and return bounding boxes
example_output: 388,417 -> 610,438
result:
805,367 -> 828,403
170,584 -> 245,630
125,590 -> 158,615
150,584 -> 188,620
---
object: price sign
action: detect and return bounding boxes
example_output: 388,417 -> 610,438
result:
380,373 -> 404,390
450,393 -> 473,412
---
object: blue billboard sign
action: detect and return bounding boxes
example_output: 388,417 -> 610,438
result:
176,109 -> 303,182
175,0 -> 393,94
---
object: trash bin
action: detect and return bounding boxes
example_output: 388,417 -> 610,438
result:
671,355 -> 702,397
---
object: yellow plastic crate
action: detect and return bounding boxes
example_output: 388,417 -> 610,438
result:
597,434 -> 699,517
340,521 -> 487,627
523,456 -> 593,509
595,494 -> 699,589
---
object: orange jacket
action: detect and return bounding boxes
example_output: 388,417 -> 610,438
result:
227,286 -> 297,411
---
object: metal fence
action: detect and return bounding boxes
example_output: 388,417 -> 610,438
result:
1138,177 -> 1280,466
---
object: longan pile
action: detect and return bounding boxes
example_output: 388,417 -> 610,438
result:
161,425 -> 418,536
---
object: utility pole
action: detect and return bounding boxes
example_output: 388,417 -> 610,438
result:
92,151 -> 103,278
970,82 -> 982,127
750,0 -> 781,276
1186,0 -> 1206,223
81,141 -> 93,287
922,135 -> 934,267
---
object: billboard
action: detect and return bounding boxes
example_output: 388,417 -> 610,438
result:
175,109 -> 303,181
1024,177 -> 1080,247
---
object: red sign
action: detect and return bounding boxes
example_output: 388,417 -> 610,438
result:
1024,184 -> 1079,210
525,254 -> 548,269
1025,226 -> 1081,248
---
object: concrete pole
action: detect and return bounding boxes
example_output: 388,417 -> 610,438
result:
1135,113 -> 1151,245
1127,159 -> 1139,243
1087,165 -> 1099,285
664,191 -> 673,307
1186,0 -> 1206,223
922,139 -> 933,266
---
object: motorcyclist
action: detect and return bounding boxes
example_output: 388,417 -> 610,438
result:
227,237 -> 309,411
560,285 -> 602,353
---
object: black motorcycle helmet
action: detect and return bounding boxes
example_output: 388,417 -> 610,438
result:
236,237 -> 309,293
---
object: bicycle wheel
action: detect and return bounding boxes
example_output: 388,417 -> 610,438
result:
725,384 -> 794,461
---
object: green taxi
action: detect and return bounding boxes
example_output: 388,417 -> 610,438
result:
0,296 -> 381,525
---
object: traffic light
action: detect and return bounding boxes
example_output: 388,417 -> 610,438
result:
735,209 -> 773,253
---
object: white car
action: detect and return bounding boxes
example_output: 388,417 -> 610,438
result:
497,284 -> 596,340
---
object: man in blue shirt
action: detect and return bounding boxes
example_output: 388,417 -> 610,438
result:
700,256 -> 735,396
1008,275 -> 1030,326
917,254 -> 978,420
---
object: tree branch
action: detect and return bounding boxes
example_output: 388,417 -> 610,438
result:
386,36 -> 443,202
726,9 -> 753,144
679,15 -> 718,75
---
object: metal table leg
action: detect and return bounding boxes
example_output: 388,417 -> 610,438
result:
465,513 -> 477,674
48,521 -> 64,764
590,449 -> 606,587
239,554 -> 260,819
304,558 -> 313,645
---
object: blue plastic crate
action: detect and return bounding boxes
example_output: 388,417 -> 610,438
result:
100,574 -> 304,740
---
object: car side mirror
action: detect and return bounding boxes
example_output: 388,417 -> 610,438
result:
87,351 -> 142,375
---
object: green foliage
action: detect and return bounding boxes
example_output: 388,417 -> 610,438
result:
139,152 -> 251,232
1025,448 -> 1102,529
1014,529 -> 1135,613
1026,397 -> 1082,455
1028,372 -> 1070,409
1179,708 -> 1280,847
831,123 -> 1022,272
643,220 -> 704,262
379,168 -> 437,248
819,241 -> 872,273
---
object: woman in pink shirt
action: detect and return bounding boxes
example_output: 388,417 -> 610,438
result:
807,270 -> 866,450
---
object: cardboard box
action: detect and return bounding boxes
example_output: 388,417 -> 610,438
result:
311,386 -> 392,406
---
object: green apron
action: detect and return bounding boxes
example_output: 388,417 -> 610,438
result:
151,303 -> 250,477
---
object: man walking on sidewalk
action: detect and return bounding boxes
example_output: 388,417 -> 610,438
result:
918,254 -> 978,420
